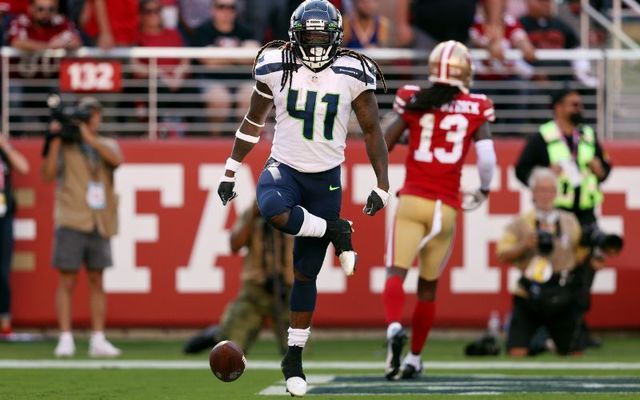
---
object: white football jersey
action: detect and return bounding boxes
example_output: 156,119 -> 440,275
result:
255,49 -> 377,173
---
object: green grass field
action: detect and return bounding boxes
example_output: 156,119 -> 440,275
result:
1,333 -> 639,399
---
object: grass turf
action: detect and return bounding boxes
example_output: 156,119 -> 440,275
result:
1,334 -> 639,399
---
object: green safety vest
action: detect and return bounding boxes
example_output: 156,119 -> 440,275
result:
539,121 -> 603,210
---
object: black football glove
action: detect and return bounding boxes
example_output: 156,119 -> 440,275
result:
218,177 -> 238,206
363,187 -> 390,216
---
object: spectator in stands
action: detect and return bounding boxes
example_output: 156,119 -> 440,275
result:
0,134 -> 30,340
242,0 -> 289,43
7,0 -> 82,132
8,0 -> 81,51
395,0 -> 504,51
80,0 -> 138,48
133,0 -> 197,138
342,0 -> 389,49
470,8 -> 536,127
41,97 -> 123,358
497,168 -> 586,356
470,11 -> 536,78
177,0 -> 212,43
519,0 -> 597,87
192,0 -> 259,135
184,202 -> 293,356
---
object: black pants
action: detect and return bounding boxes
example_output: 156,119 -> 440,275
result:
0,211 -> 13,317
507,295 -> 581,355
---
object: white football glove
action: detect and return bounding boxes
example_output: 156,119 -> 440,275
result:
461,189 -> 489,212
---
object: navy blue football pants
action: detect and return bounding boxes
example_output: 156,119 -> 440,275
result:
256,158 -> 341,280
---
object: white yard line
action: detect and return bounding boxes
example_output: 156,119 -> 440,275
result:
1,360 -> 640,370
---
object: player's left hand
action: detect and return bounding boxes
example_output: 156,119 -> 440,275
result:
218,176 -> 238,206
462,188 -> 489,211
363,187 -> 390,216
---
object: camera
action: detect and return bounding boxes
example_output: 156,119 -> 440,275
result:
537,230 -> 555,256
581,223 -> 624,255
42,94 -> 95,157
47,93 -> 92,142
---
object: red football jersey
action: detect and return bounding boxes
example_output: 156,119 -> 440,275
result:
7,14 -> 77,44
393,85 -> 495,209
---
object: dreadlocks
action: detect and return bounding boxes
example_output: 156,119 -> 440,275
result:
252,40 -> 387,93
405,83 -> 461,111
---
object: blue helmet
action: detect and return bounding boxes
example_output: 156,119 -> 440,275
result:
289,0 -> 343,72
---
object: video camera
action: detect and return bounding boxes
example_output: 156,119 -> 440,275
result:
581,223 -> 624,256
42,94 -> 93,156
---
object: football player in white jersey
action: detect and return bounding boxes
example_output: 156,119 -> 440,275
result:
217,0 -> 390,396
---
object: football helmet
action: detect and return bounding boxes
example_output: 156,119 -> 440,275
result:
289,0 -> 343,72
428,40 -> 473,93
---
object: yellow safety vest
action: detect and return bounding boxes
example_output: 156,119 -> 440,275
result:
539,121 -> 603,210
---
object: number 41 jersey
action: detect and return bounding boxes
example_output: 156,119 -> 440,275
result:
394,85 -> 495,209
254,49 -> 376,173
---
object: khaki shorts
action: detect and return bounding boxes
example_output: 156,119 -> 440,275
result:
52,227 -> 112,271
386,195 -> 457,280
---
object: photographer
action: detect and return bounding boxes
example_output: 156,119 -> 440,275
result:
514,88 -> 618,348
41,97 -> 123,358
497,168 -> 586,356
184,202 -> 293,356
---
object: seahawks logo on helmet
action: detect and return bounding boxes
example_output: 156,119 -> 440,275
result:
289,0 -> 344,72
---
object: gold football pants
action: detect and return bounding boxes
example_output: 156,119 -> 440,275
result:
386,195 -> 457,280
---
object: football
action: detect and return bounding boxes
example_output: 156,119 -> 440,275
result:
209,340 -> 246,382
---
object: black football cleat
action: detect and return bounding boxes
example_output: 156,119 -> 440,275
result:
183,325 -> 220,354
399,361 -> 423,380
324,219 -> 357,276
385,327 -> 408,380
281,346 -> 307,397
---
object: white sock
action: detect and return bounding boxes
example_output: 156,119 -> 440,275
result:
60,331 -> 73,341
287,327 -> 311,348
386,322 -> 403,339
404,352 -> 422,367
91,331 -> 105,341
295,207 -> 327,237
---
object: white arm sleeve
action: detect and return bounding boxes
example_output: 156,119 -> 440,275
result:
475,139 -> 496,191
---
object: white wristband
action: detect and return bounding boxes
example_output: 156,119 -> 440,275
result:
225,157 -> 241,173
235,130 -> 260,144
244,115 -> 265,128
373,186 -> 390,206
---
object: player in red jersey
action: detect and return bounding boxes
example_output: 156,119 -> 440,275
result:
381,41 -> 497,380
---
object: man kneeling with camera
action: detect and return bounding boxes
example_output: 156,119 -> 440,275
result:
497,168 -> 587,356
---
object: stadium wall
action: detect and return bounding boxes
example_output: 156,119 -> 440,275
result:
8,139 -> 640,329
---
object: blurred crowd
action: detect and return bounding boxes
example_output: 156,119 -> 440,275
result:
0,0 -> 615,137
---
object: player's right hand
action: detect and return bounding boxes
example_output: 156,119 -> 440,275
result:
217,176 -> 238,206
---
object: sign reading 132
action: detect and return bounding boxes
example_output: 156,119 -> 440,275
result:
59,60 -> 123,93
287,89 -> 339,140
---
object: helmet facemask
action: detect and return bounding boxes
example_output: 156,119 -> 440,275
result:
289,1 -> 343,72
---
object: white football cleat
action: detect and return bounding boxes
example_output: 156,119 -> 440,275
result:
339,251 -> 358,276
286,376 -> 307,397
89,336 -> 122,358
54,334 -> 76,358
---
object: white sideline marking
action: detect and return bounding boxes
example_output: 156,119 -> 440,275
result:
1,360 -> 640,370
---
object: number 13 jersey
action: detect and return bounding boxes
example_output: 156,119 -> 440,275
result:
393,85 -> 495,209
255,49 -> 376,173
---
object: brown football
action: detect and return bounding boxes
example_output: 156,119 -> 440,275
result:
209,340 -> 246,382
